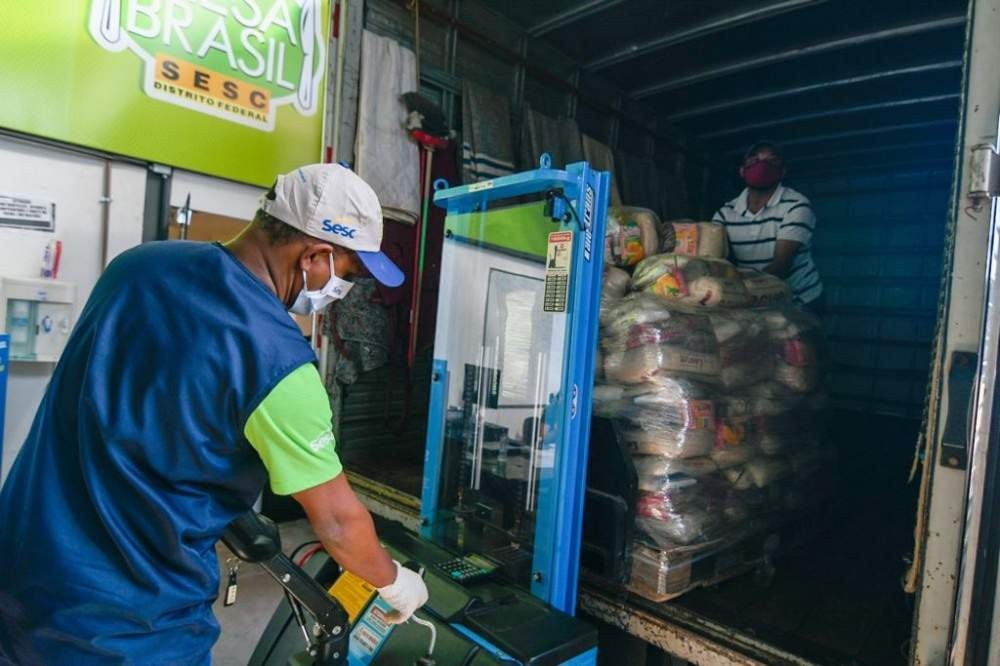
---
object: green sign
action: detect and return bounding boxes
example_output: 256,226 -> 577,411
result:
0,1 -> 331,186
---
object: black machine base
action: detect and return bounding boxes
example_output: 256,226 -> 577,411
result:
246,517 -> 597,666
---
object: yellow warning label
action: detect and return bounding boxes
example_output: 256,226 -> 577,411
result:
328,570 -> 378,624
544,231 -> 573,312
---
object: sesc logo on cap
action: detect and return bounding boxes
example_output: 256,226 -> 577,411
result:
322,219 -> 358,238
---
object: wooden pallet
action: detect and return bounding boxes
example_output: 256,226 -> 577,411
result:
625,507 -> 832,603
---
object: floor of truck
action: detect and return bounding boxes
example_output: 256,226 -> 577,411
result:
673,411 -> 919,665
342,410 -> 919,665
342,444 -> 426,498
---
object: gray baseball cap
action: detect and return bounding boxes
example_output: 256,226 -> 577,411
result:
261,163 -> 404,287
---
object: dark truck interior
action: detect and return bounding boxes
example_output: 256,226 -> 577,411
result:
311,1 -> 969,663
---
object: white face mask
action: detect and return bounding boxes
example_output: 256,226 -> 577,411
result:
289,253 -> 354,315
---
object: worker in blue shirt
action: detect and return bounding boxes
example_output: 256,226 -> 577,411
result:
0,164 -> 428,664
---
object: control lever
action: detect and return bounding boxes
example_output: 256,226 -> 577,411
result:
222,511 -> 350,666
400,562 -> 437,666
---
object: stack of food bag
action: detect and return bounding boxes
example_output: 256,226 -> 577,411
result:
667,220 -> 728,259
632,254 -> 750,308
604,207 -> 660,268
594,248 -> 828,602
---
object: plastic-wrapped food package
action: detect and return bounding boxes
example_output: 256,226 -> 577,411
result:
745,381 -> 804,415
708,308 -> 763,346
720,350 -> 772,389
594,378 -> 703,412
634,472 -> 752,550
723,457 -> 792,489
702,475 -> 756,524
634,456 -> 718,488
602,303 -> 721,384
604,214 -> 642,268
632,254 -> 749,308
688,275 -> 751,308
603,266 -> 630,300
672,221 -> 729,259
755,432 -> 791,456
739,268 -> 791,306
756,433 -> 793,456
766,306 -> 822,393
604,339 -> 721,384
779,336 -> 820,367
637,510 -> 722,548
591,382 -> 664,418
657,218 -> 678,254
624,415 -> 715,458
605,207 -> 660,268
600,266 -> 632,327
708,310 -> 773,389
592,383 -> 627,417
631,254 -> 699,298
774,362 -> 820,394
617,382 -> 716,457
635,485 -> 724,547
601,293 -> 681,338
763,306 -> 821,340
593,286 -> 830,603
713,386 -> 761,458
753,408 -> 821,454
594,377 -> 719,457
709,443 -> 760,470
628,376 -> 714,407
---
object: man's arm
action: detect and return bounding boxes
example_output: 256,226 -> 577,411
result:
244,363 -> 428,621
294,476 -> 428,623
764,239 -> 802,278
769,197 -> 815,277
293,474 -> 395,587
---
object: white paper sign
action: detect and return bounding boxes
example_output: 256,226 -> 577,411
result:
0,194 -> 55,231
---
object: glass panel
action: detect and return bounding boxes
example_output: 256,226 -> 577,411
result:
484,270 -> 553,407
429,203 -> 571,588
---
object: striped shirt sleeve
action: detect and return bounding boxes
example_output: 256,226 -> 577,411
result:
777,201 -> 816,244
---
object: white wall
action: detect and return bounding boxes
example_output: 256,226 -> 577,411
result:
171,169 -> 262,220
0,136 -> 145,482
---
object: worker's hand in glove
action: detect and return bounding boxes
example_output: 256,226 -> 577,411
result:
377,560 -> 429,624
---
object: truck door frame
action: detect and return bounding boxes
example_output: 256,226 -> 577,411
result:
943,115 -> 1000,665
911,0 -> 1000,663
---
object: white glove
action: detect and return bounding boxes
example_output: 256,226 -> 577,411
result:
376,560 -> 429,624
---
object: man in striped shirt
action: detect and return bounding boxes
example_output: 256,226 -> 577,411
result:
713,141 -> 824,314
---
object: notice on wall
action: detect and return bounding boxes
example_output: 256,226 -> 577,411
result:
0,194 -> 55,232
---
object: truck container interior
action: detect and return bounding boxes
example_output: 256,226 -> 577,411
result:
287,0 -> 971,663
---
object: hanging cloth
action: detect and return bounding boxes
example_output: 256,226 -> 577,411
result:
355,30 -> 421,224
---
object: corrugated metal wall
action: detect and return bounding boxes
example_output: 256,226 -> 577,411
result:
339,352 -> 433,452
362,0 -> 703,215
802,167 -> 953,418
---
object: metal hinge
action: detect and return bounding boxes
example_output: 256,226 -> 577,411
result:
969,143 -> 1000,199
